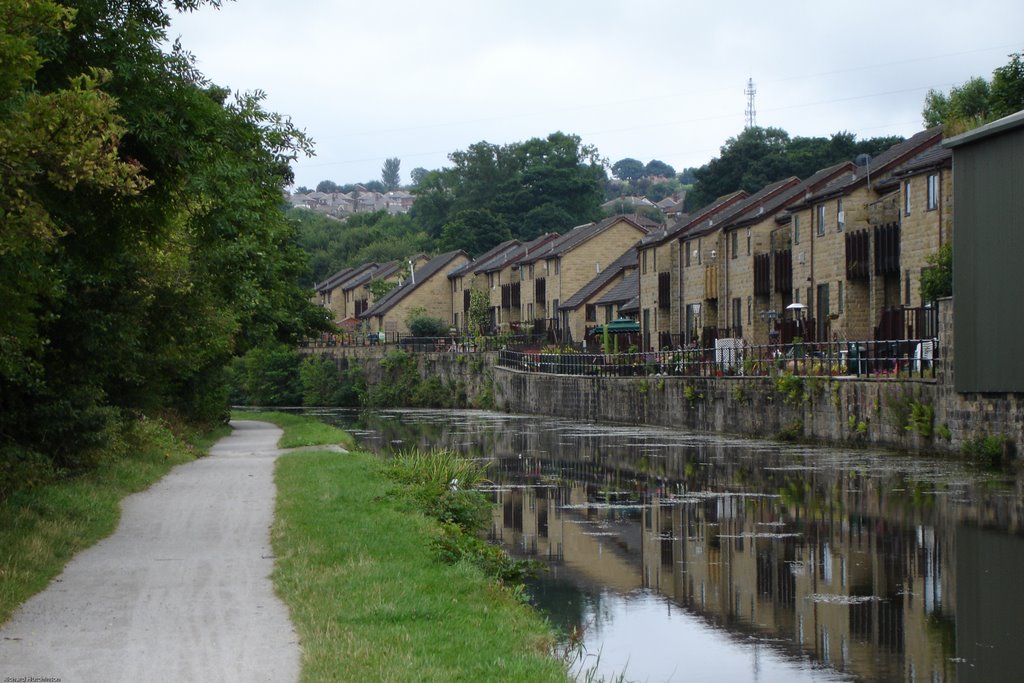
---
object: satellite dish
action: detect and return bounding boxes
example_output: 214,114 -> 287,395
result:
855,153 -> 872,167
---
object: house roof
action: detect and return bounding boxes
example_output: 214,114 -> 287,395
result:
559,248 -> 639,311
517,216 -> 649,266
726,161 -> 857,231
448,240 -> 521,279
876,142 -> 952,190
639,191 -> 748,249
789,127 -> 944,207
361,250 -> 468,318
683,178 -> 802,240
479,233 -> 562,274
342,261 -> 399,292
592,271 -> 639,308
315,262 -> 380,294
619,295 -> 640,314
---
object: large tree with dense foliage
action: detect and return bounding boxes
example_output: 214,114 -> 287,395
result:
410,132 -> 605,253
292,208 -> 431,285
923,50 -> 1024,133
0,0 -> 326,491
685,127 -> 904,209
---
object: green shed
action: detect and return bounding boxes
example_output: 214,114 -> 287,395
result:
944,109 -> 1024,392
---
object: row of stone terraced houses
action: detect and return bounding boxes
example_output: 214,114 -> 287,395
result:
313,126 -> 952,348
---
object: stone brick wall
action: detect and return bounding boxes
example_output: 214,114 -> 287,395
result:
309,296 -> 1024,457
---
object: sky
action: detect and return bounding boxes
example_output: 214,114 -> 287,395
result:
169,0 -> 1024,191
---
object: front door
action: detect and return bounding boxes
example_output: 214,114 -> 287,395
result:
816,283 -> 830,341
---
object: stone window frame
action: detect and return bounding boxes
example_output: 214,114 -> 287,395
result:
816,204 -> 826,237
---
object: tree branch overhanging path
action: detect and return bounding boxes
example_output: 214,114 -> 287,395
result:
0,421 -> 300,683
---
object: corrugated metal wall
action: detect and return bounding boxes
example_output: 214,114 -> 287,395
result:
951,118 -> 1024,392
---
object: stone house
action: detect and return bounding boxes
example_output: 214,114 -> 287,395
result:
677,181 -> 804,347
719,161 -> 856,345
593,271 -> 640,324
518,216 -> 650,342
313,262 -> 377,322
785,127 -> 943,342
360,250 -> 469,339
558,247 -> 639,344
446,240 -> 522,332
636,191 -> 748,349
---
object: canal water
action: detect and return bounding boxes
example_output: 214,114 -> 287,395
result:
315,408 -> 1024,683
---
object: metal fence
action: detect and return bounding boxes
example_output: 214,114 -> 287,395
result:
300,333 -> 549,353
496,338 -> 940,380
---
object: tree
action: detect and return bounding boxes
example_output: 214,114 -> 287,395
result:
440,208 -> 511,255
294,185 -> 312,194
410,167 -> 429,187
685,127 -> 905,210
381,157 -> 401,190
467,289 -> 491,336
316,179 -> 342,193
1,0 -> 327,487
922,51 -> 1024,132
991,51 -> 1024,118
644,159 -> 676,178
412,132 -> 604,244
611,158 -> 645,181
920,243 -> 953,302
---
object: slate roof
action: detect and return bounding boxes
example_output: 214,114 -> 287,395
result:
877,142 -> 952,190
448,240 -> 520,279
640,191 -> 748,249
361,250 -> 468,318
315,262 -> 378,294
789,127 -> 944,208
559,248 -> 639,311
342,261 -> 398,292
683,178 -> 801,240
517,216 -> 649,266
593,271 -> 639,308
726,161 -> 857,231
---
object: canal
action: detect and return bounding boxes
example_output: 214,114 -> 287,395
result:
314,408 -> 1024,683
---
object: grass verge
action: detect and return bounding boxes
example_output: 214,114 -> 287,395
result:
272,447 -> 567,682
0,417 -> 215,626
231,410 -> 355,450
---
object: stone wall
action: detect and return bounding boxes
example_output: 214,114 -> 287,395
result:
307,299 -> 1023,455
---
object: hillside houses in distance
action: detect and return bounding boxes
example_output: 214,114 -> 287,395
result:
287,187 -> 415,217
311,125 -> 962,350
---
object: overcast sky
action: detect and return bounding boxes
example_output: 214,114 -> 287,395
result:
169,1 -> 1023,190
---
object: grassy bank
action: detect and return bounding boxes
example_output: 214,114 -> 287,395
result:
232,409 -> 356,450
269,422 -> 567,681
0,417 -> 226,626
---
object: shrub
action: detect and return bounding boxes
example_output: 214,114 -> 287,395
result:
236,345 -> 302,406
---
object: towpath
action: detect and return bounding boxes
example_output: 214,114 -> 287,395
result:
0,420 -> 300,683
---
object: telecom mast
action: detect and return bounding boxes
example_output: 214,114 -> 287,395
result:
744,77 -> 757,129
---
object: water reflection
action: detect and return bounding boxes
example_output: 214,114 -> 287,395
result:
316,408 -> 1024,683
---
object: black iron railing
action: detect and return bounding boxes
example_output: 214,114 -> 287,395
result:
496,338 -> 940,379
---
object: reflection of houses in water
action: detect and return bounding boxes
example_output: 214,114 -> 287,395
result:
344,410 -> 1024,681
486,457 -> 983,682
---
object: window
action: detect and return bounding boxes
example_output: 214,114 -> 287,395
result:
794,215 -> 801,245
489,273 -> 495,289
905,269 -> 911,305
746,228 -> 751,255
838,281 -> 844,313
747,296 -> 752,324
642,250 -> 648,274
529,264 -> 534,279
697,238 -> 702,265
927,174 -> 939,211
527,302 -> 534,320
903,180 -> 912,215
732,297 -> 742,328
685,241 -> 692,267
816,205 -> 826,236
585,304 -> 596,322
730,231 -> 738,259
794,289 -> 799,304
836,198 -> 844,232
554,259 -> 559,275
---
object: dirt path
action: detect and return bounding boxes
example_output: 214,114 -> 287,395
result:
0,421 -> 300,683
